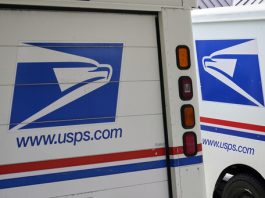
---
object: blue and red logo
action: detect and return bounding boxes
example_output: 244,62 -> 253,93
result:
196,39 -> 264,107
10,43 -> 123,130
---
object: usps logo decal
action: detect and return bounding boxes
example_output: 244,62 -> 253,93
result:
196,39 -> 264,107
10,43 -> 123,130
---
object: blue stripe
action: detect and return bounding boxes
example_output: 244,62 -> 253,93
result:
201,125 -> 265,141
0,160 -> 166,189
0,155 -> 203,189
170,156 -> 203,167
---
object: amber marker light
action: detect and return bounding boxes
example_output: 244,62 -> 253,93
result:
176,45 -> 191,69
181,105 -> 195,129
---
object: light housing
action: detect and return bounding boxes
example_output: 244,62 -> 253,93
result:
179,76 -> 193,101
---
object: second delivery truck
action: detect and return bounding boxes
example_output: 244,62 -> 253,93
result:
193,5 -> 265,198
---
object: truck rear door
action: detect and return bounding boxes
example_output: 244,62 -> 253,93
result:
0,9 -> 170,198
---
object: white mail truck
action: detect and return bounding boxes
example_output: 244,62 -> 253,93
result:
192,5 -> 265,198
0,0 -> 205,197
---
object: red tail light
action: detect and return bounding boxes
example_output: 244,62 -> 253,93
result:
183,132 -> 197,156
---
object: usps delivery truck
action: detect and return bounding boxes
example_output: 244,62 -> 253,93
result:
0,0 -> 205,197
192,5 -> 265,198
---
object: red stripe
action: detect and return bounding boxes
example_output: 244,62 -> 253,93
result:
200,117 -> 265,133
169,146 -> 183,155
0,148 -> 165,175
169,144 -> 202,155
0,145 -> 202,175
197,144 -> 202,152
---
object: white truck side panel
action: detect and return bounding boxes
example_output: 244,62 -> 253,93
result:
0,10 -> 169,197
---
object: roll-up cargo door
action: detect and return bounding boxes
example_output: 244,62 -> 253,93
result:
0,9 -> 171,198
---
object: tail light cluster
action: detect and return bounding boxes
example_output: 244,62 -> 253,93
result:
176,45 -> 197,157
